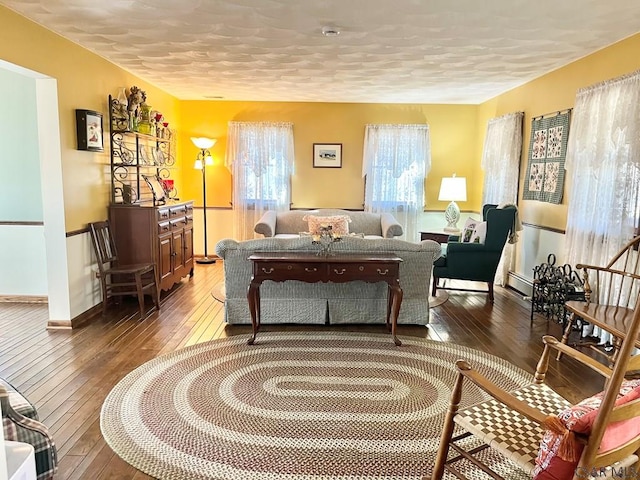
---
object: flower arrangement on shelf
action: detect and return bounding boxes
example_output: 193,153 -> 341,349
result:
110,86 -> 171,139
312,224 -> 342,256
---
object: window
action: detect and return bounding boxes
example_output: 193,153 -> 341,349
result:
362,124 -> 431,241
225,122 -> 294,240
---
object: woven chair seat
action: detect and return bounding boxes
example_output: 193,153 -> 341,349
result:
453,383 -> 571,474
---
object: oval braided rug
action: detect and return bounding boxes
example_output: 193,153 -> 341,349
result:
101,332 -> 532,479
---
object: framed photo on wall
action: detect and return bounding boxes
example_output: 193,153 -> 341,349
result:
76,109 -> 104,152
313,143 -> 342,168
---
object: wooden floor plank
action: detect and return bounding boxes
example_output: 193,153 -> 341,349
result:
0,262 -> 608,478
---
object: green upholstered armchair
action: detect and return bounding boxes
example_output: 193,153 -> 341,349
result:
431,204 -> 516,302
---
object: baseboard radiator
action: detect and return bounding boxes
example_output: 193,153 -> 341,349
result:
506,271 -> 533,298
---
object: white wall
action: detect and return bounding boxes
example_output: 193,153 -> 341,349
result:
66,232 -> 101,318
0,226 -> 46,295
0,64 -> 47,297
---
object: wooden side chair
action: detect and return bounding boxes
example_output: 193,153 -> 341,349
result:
89,220 -> 160,319
559,235 -> 640,367
430,296 -> 640,480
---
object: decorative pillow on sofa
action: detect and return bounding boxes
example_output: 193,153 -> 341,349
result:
304,215 -> 351,235
461,218 -> 480,243
533,378 -> 640,480
469,221 -> 487,244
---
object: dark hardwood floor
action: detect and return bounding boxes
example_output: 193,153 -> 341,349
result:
0,262 -> 604,479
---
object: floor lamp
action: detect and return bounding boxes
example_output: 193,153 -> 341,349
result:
192,137 -> 216,264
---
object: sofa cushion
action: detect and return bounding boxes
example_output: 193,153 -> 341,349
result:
305,214 -> 351,235
461,217 -> 481,243
470,221 -> 487,244
533,378 -> 640,480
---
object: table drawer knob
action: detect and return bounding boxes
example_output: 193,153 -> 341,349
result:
377,268 -> 389,275
261,267 -> 274,274
305,267 -> 318,273
333,268 -> 346,275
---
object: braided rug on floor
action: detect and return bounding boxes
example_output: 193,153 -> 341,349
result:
101,332 -> 532,479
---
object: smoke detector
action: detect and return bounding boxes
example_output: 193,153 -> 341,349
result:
321,26 -> 340,37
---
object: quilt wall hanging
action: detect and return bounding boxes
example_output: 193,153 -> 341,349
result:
523,109 -> 571,204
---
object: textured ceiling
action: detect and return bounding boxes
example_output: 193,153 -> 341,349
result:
2,0 -> 640,104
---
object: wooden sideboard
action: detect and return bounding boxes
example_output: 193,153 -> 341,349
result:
109,200 -> 194,292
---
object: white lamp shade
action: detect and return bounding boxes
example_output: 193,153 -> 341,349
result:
438,176 -> 467,202
205,154 -> 214,166
191,137 -> 216,149
194,159 -> 203,170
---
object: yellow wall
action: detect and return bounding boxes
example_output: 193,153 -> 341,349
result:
0,5 -> 179,231
4,3 -> 639,234
179,101 -> 481,211
477,33 -> 640,231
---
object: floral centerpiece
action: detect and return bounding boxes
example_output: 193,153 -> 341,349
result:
312,224 -> 342,256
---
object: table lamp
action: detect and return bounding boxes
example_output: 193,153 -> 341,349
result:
438,174 -> 467,232
192,137 -> 216,264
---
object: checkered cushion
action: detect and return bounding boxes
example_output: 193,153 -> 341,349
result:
454,383 -> 572,474
0,378 -> 39,420
1,380 -> 58,480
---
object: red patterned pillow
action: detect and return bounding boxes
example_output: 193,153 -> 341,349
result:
305,215 -> 351,235
533,379 -> 640,480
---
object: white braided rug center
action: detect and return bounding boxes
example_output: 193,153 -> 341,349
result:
100,332 -> 531,479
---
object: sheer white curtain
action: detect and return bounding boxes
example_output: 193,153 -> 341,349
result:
565,71 -> 640,268
481,111 -> 524,286
225,122 -> 295,240
362,124 -> 431,242
564,70 -> 640,343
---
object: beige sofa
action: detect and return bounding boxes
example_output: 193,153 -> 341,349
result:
215,236 -> 441,326
254,209 -> 403,239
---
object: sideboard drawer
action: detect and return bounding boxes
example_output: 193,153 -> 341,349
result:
158,221 -> 171,235
170,205 -> 187,217
170,217 -> 188,231
253,262 -> 325,282
328,262 -> 400,282
157,208 -> 170,222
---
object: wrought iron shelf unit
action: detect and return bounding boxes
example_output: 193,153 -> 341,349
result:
108,95 -> 177,205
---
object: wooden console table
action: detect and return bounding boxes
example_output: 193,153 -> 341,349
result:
247,252 -> 404,346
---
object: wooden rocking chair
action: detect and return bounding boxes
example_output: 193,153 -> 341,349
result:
558,235 -> 640,367
430,299 -> 640,479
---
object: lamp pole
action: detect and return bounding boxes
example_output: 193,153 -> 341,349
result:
192,137 -> 217,264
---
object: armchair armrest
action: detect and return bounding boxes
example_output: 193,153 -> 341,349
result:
445,241 -> 486,254
456,360 -> 549,425
214,238 -> 240,259
542,335 -> 612,379
1,386 -> 58,480
380,213 -> 403,238
254,211 -> 277,237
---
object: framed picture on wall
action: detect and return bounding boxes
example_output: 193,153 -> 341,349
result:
313,143 -> 342,168
76,109 -> 104,152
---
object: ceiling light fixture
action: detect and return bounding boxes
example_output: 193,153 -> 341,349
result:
321,26 -> 340,37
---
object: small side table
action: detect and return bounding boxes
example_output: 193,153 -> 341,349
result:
420,230 -> 456,243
